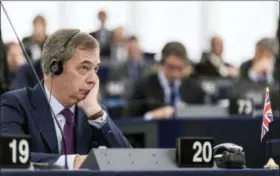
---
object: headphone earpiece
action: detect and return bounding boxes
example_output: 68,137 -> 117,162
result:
48,31 -> 80,76
49,59 -> 63,75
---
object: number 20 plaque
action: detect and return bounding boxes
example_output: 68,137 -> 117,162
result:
176,137 -> 214,168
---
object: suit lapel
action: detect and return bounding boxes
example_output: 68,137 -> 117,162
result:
146,74 -> 164,107
30,84 -> 58,153
75,107 -> 92,154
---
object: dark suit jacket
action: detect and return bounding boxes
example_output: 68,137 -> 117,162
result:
239,59 -> 279,83
195,52 -> 232,77
109,60 -> 151,82
22,36 -> 46,60
0,30 -> 9,94
126,73 -> 205,117
105,60 -> 152,102
0,84 -> 131,163
10,60 -> 43,90
90,29 -> 111,58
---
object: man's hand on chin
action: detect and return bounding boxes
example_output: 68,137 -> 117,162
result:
77,77 -> 102,118
74,155 -> 87,169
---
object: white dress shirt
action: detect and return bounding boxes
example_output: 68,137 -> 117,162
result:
44,85 -> 107,169
144,71 -> 181,120
209,53 -> 229,77
98,27 -> 109,47
30,44 -> 42,60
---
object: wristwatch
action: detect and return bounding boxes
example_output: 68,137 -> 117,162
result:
88,110 -> 104,120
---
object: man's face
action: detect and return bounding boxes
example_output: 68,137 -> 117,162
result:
34,21 -> 46,35
98,12 -> 107,25
7,44 -> 25,70
212,37 -> 223,57
128,40 -> 141,60
8,44 -> 22,57
162,55 -> 186,83
56,47 -> 100,105
113,28 -> 124,43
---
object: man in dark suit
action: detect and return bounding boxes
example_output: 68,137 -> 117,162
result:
104,36 -> 153,117
195,36 -> 239,78
127,42 -> 205,119
9,59 -> 43,90
240,37 -> 279,85
22,15 -> 48,60
89,10 -> 111,58
0,29 -> 131,169
4,42 -> 26,87
109,36 -> 151,82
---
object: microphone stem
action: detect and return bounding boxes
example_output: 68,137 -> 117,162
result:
1,2 -> 68,169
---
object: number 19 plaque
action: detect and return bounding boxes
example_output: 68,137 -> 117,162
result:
0,134 -> 30,168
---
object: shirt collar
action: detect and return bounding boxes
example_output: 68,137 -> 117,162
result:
210,53 -> 223,67
128,59 -> 143,66
44,85 -> 75,117
158,71 -> 181,89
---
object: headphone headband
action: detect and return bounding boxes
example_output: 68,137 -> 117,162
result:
50,30 -> 80,75
60,30 -> 80,53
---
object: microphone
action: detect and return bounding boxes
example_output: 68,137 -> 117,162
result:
1,2 -> 69,169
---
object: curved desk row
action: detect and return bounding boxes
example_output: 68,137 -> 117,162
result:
1,168 -> 279,176
116,117 -> 280,168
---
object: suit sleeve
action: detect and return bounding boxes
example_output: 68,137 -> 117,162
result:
99,116 -> 132,148
0,92 -> 60,164
125,79 -> 147,117
239,62 -> 250,81
88,107 -> 132,148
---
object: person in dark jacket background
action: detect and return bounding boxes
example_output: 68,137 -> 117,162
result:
239,37 -> 279,85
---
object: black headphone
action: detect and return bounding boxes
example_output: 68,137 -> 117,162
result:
49,30 -> 80,75
49,59 -> 63,75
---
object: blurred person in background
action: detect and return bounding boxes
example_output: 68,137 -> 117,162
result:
5,42 -> 26,85
239,37 -> 279,85
0,30 -> 9,94
105,36 -> 153,105
10,57 -> 43,90
110,27 -> 128,62
22,15 -> 48,61
90,10 -> 111,58
103,36 -> 152,117
109,36 -> 151,82
126,42 -> 205,119
195,36 -> 239,78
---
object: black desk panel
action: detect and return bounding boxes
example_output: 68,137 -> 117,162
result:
117,117 -> 280,168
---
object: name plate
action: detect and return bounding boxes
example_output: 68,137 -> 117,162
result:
0,134 -> 30,168
228,98 -> 254,116
176,137 -> 214,168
